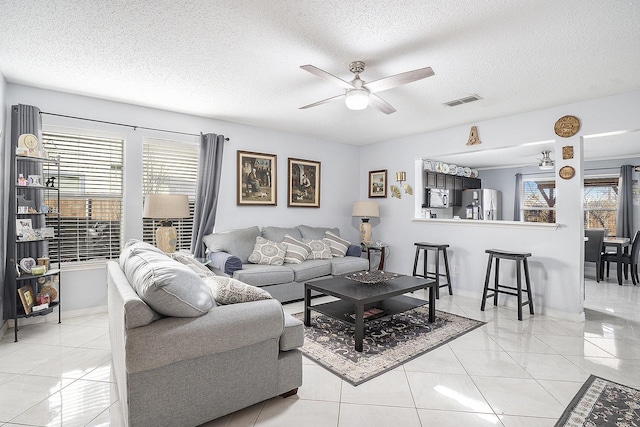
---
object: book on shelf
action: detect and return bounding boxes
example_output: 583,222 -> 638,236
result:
348,307 -> 384,320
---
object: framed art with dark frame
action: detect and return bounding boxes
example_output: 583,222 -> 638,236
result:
237,151 -> 277,206
18,285 -> 35,314
369,169 -> 387,198
288,158 -> 321,207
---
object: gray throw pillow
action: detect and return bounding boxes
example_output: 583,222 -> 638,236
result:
324,231 -> 350,257
297,224 -> 341,240
203,226 -> 260,263
204,276 -> 273,304
283,234 -> 312,264
121,247 -> 215,317
248,236 -> 286,265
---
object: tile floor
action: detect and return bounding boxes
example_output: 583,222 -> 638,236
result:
2,272 -> 640,426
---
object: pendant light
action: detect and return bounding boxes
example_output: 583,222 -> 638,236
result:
539,150 -> 555,170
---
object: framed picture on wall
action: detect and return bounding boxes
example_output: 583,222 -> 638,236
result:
237,151 -> 277,205
288,158 -> 320,207
368,170 -> 387,198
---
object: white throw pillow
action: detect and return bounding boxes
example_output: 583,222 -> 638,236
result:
248,236 -> 286,265
324,231 -> 350,257
283,234 -> 312,264
302,238 -> 333,260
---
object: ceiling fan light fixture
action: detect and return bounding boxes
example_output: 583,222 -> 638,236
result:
345,89 -> 369,110
539,150 -> 555,170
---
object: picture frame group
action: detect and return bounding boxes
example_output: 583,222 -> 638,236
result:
236,151 -> 321,208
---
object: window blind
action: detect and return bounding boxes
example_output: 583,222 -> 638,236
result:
42,132 -> 123,263
142,138 -> 198,250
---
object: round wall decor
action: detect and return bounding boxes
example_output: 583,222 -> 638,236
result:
559,165 -> 575,180
554,115 -> 580,138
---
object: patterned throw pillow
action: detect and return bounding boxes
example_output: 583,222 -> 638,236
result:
324,231 -> 350,257
248,236 -> 286,265
283,234 -> 312,264
204,276 -> 273,304
302,238 -> 333,260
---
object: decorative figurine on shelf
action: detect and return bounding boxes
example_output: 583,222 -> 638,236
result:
46,176 -> 56,188
17,174 -> 27,186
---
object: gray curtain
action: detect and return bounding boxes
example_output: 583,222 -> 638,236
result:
4,104 -> 43,319
616,164 -> 633,238
513,173 -> 523,221
190,133 -> 225,258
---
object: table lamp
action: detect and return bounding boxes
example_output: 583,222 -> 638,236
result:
143,194 -> 190,253
352,201 -> 379,245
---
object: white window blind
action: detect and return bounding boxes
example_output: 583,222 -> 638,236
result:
142,138 -> 198,250
42,131 -> 123,263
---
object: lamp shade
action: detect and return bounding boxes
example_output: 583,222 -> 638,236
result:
143,194 -> 190,219
352,201 -> 379,218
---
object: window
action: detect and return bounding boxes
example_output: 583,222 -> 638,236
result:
520,176 -> 619,233
584,177 -> 618,235
522,179 -> 556,223
42,132 -> 123,263
142,138 -> 198,250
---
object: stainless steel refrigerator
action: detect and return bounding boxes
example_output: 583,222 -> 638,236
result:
455,189 -> 501,220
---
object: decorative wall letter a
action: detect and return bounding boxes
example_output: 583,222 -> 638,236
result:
467,126 -> 481,146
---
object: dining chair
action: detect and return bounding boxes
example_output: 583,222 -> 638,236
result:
603,230 -> 640,285
584,229 -> 605,282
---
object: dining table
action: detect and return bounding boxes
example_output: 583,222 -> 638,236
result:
603,237 -> 631,286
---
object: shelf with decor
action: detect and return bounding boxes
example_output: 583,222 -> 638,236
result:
5,124 -> 62,342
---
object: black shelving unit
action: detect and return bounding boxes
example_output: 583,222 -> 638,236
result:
6,151 -> 61,342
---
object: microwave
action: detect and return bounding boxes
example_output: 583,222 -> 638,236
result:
424,188 -> 449,208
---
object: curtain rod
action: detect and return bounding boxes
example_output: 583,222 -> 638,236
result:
39,111 -> 230,141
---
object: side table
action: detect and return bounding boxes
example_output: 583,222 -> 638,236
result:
361,244 -> 388,270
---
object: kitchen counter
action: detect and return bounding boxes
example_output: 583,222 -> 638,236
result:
411,217 -> 560,230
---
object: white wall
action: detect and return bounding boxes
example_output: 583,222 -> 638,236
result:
5,84 -> 361,314
359,90 -> 640,320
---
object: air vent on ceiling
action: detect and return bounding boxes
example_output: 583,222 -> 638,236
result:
443,94 -> 483,107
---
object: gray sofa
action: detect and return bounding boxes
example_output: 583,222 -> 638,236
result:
204,224 -> 370,302
107,242 -> 303,427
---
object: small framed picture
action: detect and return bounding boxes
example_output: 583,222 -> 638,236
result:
237,151 -> 277,205
288,158 -> 321,208
16,218 -> 33,237
18,285 -> 35,314
368,170 -> 387,198
27,175 -> 42,186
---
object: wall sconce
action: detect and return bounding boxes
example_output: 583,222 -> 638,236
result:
393,171 -> 412,196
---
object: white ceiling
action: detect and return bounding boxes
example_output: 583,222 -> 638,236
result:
1,1 -> 639,146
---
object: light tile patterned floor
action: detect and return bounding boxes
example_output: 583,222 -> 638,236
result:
1,272 -> 639,426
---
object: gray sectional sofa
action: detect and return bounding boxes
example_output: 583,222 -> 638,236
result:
204,224 -> 370,303
107,241 -> 303,427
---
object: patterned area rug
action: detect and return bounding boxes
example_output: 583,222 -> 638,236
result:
555,375 -> 640,426
293,306 -> 484,386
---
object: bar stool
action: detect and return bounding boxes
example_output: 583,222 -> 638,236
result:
481,249 -> 534,321
412,242 -> 453,299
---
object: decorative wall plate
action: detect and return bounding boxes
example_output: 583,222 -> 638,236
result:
559,165 -> 575,180
554,115 -> 580,138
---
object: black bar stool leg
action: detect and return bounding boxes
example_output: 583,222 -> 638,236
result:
516,259 -> 523,321
493,257 -> 500,306
481,253 -> 493,311
435,250 -> 440,299
523,258 -> 534,315
412,246 -> 420,276
443,249 -> 453,295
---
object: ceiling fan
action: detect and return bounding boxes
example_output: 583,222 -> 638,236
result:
299,61 -> 434,114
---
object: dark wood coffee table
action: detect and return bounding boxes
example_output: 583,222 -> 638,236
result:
304,273 -> 436,352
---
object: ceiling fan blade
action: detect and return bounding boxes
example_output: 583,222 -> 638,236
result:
299,93 -> 346,110
368,94 -> 396,114
300,65 -> 355,90
364,66 -> 435,93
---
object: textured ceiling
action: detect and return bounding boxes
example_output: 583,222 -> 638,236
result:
1,0 -> 639,146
